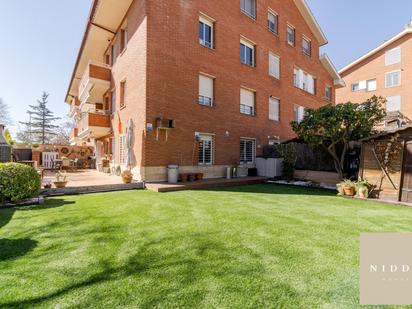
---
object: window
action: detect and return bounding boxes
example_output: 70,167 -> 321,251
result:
385,47 -> 401,66
198,134 -> 214,165
240,39 -> 255,67
241,0 -> 256,19
269,97 -> 280,121
325,86 -> 332,101
294,105 -> 306,123
199,16 -> 214,48
240,138 -> 256,164
120,29 -> 128,52
269,52 -> 280,79
105,54 -> 110,65
386,95 -> 401,112
199,74 -> 214,106
119,135 -> 126,165
351,83 -> 359,92
120,81 -> 126,108
111,89 -> 116,113
385,71 -> 401,88
366,79 -> 377,91
302,37 -> 311,56
287,25 -> 295,46
111,42 -> 118,66
240,88 -> 255,115
293,68 -> 315,94
268,10 -> 278,34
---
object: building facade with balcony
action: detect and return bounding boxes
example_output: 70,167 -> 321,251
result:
336,23 -> 412,129
65,0 -> 344,181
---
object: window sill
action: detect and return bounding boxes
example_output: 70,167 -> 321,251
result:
240,10 -> 256,21
294,85 -> 316,96
120,105 -> 126,110
268,28 -> 279,36
120,47 -> 127,57
240,62 -> 256,69
240,112 -> 256,117
198,103 -> 214,108
199,42 -> 215,51
287,42 -> 295,48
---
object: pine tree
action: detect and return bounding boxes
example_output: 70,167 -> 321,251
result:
19,92 -> 60,144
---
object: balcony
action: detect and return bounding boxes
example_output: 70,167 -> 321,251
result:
69,128 -> 80,145
69,97 -> 81,118
78,61 -> 111,105
78,110 -> 111,140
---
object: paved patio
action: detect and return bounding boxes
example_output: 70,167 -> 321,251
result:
42,169 -> 124,187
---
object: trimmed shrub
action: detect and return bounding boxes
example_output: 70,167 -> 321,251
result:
0,163 -> 41,203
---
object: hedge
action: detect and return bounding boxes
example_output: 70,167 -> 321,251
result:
0,163 -> 41,203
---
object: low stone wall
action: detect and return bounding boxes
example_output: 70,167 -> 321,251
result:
294,170 -> 340,187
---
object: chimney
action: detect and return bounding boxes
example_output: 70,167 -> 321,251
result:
405,20 -> 412,30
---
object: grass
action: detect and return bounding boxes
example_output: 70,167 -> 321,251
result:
1,184 -> 412,308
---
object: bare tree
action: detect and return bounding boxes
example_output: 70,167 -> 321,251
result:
0,98 -> 12,125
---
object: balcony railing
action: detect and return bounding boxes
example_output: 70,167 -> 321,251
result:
78,110 -> 111,139
78,61 -> 111,105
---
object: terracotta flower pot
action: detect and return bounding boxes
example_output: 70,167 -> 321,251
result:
122,176 -> 132,184
343,186 -> 355,196
54,181 -> 68,189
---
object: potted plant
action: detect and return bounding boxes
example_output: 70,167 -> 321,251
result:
356,178 -> 370,199
53,171 -> 68,188
121,170 -> 133,184
336,182 -> 344,196
341,179 -> 356,196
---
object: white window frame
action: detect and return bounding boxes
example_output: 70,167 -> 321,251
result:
287,24 -> 295,46
294,105 -> 306,123
366,79 -> 377,92
302,36 -> 311,56
198,73 -> 214,107
269,52 -> 280,79
240,138 -> 256,165
385,70 -> 401,88
240,0 -> 256,19
267,9 -> 278,34
240,87 -> 255,116
199,15 -> 214,49
240,38 -> 255,67
351,83 -> 359,92
386,95 -> 401,112
293,68 -> 315,95
385,47 -> 401,66
198,134 -> 214,165
269,97 -> 280,121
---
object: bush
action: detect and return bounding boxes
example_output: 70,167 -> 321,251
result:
274,143 -> 298,181
0,163 -> 41,203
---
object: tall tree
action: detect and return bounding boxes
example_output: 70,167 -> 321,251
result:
50,118 -> 75,145
291,96 -> 386,179
0,98 -> 12,125
19,92 -> 60,144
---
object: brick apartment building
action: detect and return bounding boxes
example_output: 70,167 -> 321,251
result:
66,0 -> 344,181
336,23 -> 412,129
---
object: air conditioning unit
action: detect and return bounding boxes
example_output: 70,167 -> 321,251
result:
156,118 -> 174,129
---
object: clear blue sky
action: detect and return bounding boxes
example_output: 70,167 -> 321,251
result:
1,1 -> 412,136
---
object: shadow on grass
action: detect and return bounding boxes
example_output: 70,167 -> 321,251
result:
17,199 -> 76,211
198,183 -> 336,197
0,232 -> 303,308
0,238 -> 37,262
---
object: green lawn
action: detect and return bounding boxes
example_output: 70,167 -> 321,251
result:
1,184 -> 412,308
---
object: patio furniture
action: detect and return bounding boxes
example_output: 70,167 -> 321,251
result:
70,158 -> 79,172
18,160 -> 36,168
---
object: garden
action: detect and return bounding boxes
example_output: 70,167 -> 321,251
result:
1,184 -> 412,308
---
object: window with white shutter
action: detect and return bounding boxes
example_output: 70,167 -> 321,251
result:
119,135 -> 126,165
385,71 -> 401,88
199,74 -> 214,106
269,97 -> 279,121
241,0 -> 256,19
294,105 -> 306,123
294,68 -> 315,94
240,88 -> 255,115
385,47 -> 401,66
198,134 -> 214,165
386,95 -> 401,112
269,53 -> 280,79
359,80 -> 367,90
367,79 -> 377,91
240,138 -> 256,164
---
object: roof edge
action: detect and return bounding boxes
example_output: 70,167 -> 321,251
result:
339,27 -> 412,75
320,54 -> 346,88
64,0 -> 100,104
294,0 -> 328,46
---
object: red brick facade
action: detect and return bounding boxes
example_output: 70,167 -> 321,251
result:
67,0 -> 340,181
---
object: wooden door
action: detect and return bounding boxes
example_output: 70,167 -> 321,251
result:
401,143 -> 412,202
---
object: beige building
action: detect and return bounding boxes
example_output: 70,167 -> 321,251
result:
337,23 -> 412,128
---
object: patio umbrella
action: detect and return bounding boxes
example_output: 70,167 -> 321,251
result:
125,118 -> 134,168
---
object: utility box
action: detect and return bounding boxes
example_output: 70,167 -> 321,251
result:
256,158 -> 283,177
